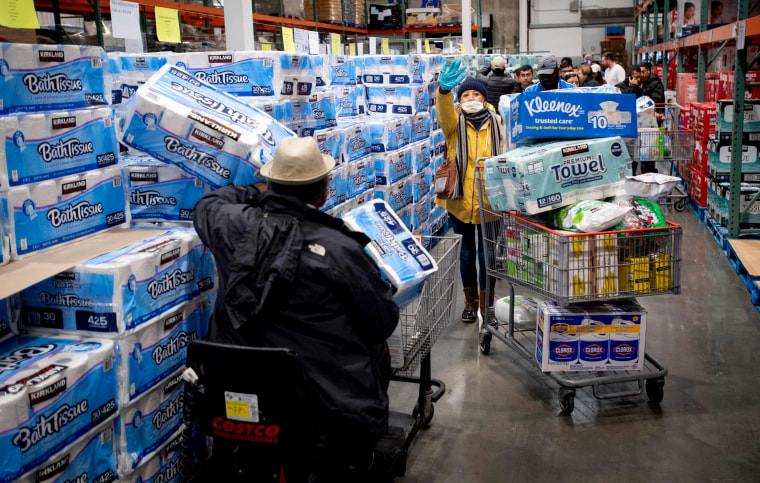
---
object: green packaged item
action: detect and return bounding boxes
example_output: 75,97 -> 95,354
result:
550,200 -> 632,233
615,199 -> 667,230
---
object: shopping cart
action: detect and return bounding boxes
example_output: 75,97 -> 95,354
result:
475,168 -> 679,414
626,126 -> 692,212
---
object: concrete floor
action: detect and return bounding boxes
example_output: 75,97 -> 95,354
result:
390,209 -> 760,482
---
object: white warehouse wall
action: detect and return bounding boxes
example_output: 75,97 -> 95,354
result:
528,27 -> 583,59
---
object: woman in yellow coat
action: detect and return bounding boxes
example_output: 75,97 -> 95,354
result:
435,60 -> 503,325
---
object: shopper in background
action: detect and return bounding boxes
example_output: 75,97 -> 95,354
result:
590,62 -> 605,84
436,60 -> 503,325
194,136 -> 402,481
560,59 -> 574,78
578,64 -> 599,87
637,62 -> 665,103
615,68 -> 645,97
477,55 -> 518,106
524,55 -> 575,92
602,51 -> 626,87
514,64 -> 535,93
564,71 -> 580,86
583,54 -> 593,64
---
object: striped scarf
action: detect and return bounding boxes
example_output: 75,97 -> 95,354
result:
452,107 -> 502,199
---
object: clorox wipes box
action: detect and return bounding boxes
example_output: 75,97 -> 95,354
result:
536,301 -> 647,372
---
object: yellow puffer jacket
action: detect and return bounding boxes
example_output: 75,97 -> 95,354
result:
434,89 -> 501,225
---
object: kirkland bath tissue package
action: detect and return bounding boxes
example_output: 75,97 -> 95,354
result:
334,86 -> 359,118
0,336 -> 118,481
0,43 -> 110,115
314,128 -> 343,163
504,90 -> 637,144
0,108 -> 118,188
347,157 -> 376,199
109,53 -> 167,104
362,55 -> 424,85
410,140 -> 431,173
19,230 -> 215,334
279,54 -> 315,97
410,111 -> 431,143
323,166 -> 348,211
167,51 -> 281,98
374,178 -> 412,212
339,122 -> 372,163
369,116 -> 411,152
367,85 -> 429,116
1,165 -> 128,259
306,90 -> 337,129
374,146 -> 413,186
119,426 -> 192,483
483,137 -> 632,215
116,370 -> 185,472
342,199 -> 437,306
0,217 -> 9,266
325,55 -> 357,86
122,157 -> 209,224
119,65 -> 295,188
117,294 -> 213,404
536,300 -> 647,372
16,422 -> 117,483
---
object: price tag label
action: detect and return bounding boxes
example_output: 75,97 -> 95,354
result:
331,33 -> 342,55
282,27 -> 295,52
349,43 -> 356,56
224,391 -> 260,422
382,37 -> 390,54
0,0 -> 40,29
461,43 -> 465,54
425,39 -> 431,53
155,6 -> 181,43
262,42 -> 272,51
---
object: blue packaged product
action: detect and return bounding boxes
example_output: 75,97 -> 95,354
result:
374,178 -> 412,212
167,51 -> 280,98
422,55 -> 444,83
116,371 -> 185,472
19,230 -> 215,334
119,426 -> 196,483
279,54 -> 315,97
16,422 -> 118,483
246,100 -> 291,125
289,99 -> 314,126
374,146 -> 413,186
322,165 -> 348,211
411,195 -> 430,231
314,128 -> 343,162
1,166 -> 128,260
313,56 -> 327,88
117,294 -> 213,404
0,298 -> 12,341
356,85 -> 366,115
110,53 -> 167,104
347,158 -> 375,199
431,129 -> 445,156
430,105 -> 439,130
0,43 -> 110,114
366,85 -> 429,116
327,55 -> 357,86
339,123 -> 372,163
342,199 -> 437,305
334,85 -> 359,118
427,82 -> 439,109
368,116 -> 411,153
412,169 -> 432,203
410,111 -> 431,143
362,55 -> 424,85
120,65 -> 294,188
122,157 -> 209,224
306,91 -> 337,129
355,56 -> 364,86
0,336 -> 118,482
409,140 -> 431,173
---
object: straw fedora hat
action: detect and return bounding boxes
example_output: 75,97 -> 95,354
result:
259,136 -> 335,185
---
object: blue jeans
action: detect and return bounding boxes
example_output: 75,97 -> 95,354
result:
450,216 -> 496,291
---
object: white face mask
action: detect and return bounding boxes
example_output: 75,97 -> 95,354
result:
460,100 -> 485,114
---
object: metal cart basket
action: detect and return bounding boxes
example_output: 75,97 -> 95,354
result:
475,168 -> 678,414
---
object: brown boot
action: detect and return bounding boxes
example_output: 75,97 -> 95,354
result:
480,290 -> 497,327
461,287 -> 479,323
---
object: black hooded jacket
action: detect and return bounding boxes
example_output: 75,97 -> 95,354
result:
641,73 -> 665,103
194,186 -> 399,436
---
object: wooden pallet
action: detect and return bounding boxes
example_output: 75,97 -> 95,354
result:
704,214 -> 729,252
688,197 -> 708,224
727,240 -> 760,294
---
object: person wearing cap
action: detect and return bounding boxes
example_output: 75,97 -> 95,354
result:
476,55 -> 518,107
193,136 -> 402,480
590,62 -> 605,85
436,59 -> 503,326
523,55 -> 575,92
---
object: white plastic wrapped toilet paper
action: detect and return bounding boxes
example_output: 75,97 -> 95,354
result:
422,54 -> 444,83
347,158 -> 376,199
0,108 -> 118,188
325,55 -> 357,86
119,65 -> 295,188
313,128 -> 343,163
411,195 -> 430,231
167,51 -> 281,98
19,229 -> 215,334
374,145 -> 413,186
494,295 -> 539,329
410,140 -> 431,173
116,370 -> 185,472
342,199 -> 437,306
0,336 -> 118,482
16,422 -> 118,483
410,111 -> 431,143
322,165 -> 348,211
0,211 -> 9,266
279,54 -> 316,97
118,426 -> 191,483
0,165 -> 128,259
246,99 -> 291,125
288,99 -> 314,127
117,294 -> 213,404
483,137 -> 632,215
412,168 -> 433,203
0,296 -> 19,341
339,122 -> 372,163
366,85 -> 429,116
0,43 -> 110,114
109,53 -> 167,104
306,90 -> 337,129
344,189 -> 373,213
431,129 -> 445,157
374,178 -> 412,212
368,116 -> 411,153
356,84 -> 367,115
333,86 -> 359,118
122,157 -> 210,223
362,55 -> 424,85
636,96 -> 658,129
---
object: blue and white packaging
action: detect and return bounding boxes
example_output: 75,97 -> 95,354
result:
342,199 -> 437,306
313,128 -> 343,162
356,84 -> 367,115
355,57 -> 364,86
246,99 -> 291,125
0,108 -> 118,188
430,105 -> 439,130
422,55 -> 444,83
279,55 -> 315,97
15,422 -> 118,483
373,146 -> 413,186
347,158 -> 375,199
0,296 -> 18,341
505,90 -> 637,144
0,336 -> 118,482
363,55 -> 424,85
368,116 -> 411,152
323,165 -> 348,211
0,43 -> 110,114
167,51 -> 281,98
344,189 -> 373,212
116,370 -> 185,472
374,178 -> 412,212
366,85 -> 429,116
410,111 -> 431,143
536,301 -> 647,372
116,294 -> 213,404
326,55 -> 357,86
483,137 -> 632,215
333,85 -> 359,118
412,169 -> 432,203
431,129 -> 445,157
118,426 -> 193,483
19,230 -> 215,334
120,65 -> 295,188
339,122 -> 372,163
109,53 -> 167,105
312,56 -> 327,88
289,99 -> 314,126
0,211 -> 9,266
1,165 -> 128,260
410,140 -> 431,173
411,195 -> 430,231
122,157 -> 209,224
716,99 -> 760,133
306,91 -> 337,129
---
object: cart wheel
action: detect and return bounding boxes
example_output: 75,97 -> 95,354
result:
559,388 -> 575,415
674,198 -> 687,212
646,378 -> 665,404
479,329 -> 491,355
412,401 -> 435,429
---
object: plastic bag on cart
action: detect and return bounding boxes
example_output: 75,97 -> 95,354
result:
637,96 -> 658,129
550,200 -> 632,233
613,197 -> 668,230
494,295 -> 541,329
625,172 -> 681,202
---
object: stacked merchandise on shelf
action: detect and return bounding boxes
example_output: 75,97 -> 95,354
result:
444,54 -> 540,80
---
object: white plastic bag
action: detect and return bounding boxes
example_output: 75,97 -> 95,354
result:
625,172 -> 681,202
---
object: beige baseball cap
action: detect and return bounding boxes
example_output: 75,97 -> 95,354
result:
491,56 -> 506,69
258,136 -> 335,185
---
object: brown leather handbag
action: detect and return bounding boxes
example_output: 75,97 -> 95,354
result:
433,159 -> 458,199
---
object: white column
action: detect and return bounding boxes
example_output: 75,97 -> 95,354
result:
224,0 -> 255,51
462,0 -> 473,54
519,0 -> 528,53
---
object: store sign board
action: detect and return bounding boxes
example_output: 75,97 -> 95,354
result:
111,0 -> 141,40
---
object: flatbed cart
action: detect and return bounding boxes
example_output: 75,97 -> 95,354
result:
474,168 -> 680,414
389,235 -> 461,455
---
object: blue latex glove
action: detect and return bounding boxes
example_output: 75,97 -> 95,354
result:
440,59 -> 467,92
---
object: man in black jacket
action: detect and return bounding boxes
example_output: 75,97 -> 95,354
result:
616,68 -> 645,98
194,136 -> 401,480
638,62 -> 665,103
477,55 -> 518,106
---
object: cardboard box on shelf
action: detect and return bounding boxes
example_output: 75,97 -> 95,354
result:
406,8 -> 440,26
718,71 -> 760,100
